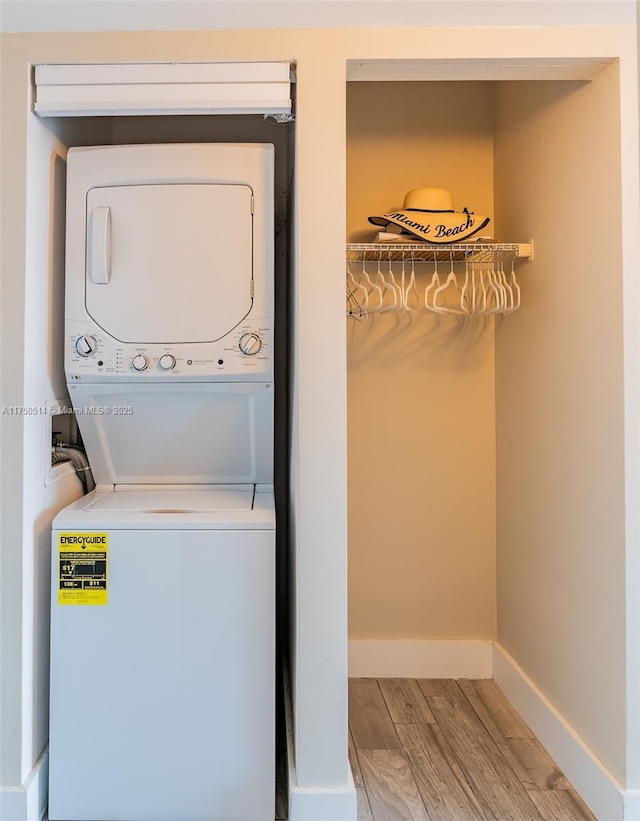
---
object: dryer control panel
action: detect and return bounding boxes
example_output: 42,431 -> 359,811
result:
65,319 -> 273,382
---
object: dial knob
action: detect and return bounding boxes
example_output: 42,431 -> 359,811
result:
131,354 -> 149,372
239,332 -> 263,357
159,354 -> 176,370
75,335 -> 97,357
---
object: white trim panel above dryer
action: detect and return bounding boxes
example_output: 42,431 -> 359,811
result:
34,61 -> 292,117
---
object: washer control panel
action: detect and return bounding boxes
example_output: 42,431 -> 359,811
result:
65,319 -> 273,381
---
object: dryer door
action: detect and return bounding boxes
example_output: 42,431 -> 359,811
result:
85,183 -> 253,344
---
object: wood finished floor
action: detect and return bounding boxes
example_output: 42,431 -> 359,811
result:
45,678 -> 593,821
348,678 -> 599,821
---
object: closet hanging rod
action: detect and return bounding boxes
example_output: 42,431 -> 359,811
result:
346,241 -> 534,263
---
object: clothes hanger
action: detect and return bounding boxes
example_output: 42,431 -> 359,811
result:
424,249 -> 442,312
384,251 -> 404,309
483,261 -> 503,315
403,251 -> 420,313
361,255 -> 384,313
509,252 -> 521,312
347,261 -> 368,319
432,250 -> 465,315
373,252 -> 399,312
497,253 -> 514,313
459,253 -> 471,314
494,256 -> 509,312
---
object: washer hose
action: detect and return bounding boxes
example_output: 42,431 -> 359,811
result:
55,445 -> 95,494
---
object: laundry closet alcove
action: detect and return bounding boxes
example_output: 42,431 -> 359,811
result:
345,59 -> 627,803
23,60 -> 295,821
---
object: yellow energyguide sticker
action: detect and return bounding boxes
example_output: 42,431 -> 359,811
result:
58,532 -> 108,605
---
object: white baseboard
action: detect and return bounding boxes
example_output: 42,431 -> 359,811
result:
349,639 -> 493,678
283,661 -> 357,821
288,778 -> 358,821
493,644 -> 625,821
0,750 -> 48,821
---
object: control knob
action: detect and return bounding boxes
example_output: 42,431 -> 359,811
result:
239,332 -> 263,357
159,354 -> 176,370
132,354 -> 149,372
75,335 -> 97,357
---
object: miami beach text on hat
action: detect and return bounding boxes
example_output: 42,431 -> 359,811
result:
387,209 -> 476,239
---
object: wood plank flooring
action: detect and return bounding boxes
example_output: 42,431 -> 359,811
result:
44,677 -> 595,820
349,678 -> 599,821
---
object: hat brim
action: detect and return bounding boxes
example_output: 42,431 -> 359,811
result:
368,211 -> 490,244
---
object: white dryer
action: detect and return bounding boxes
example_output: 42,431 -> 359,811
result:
49,144 -> 276,821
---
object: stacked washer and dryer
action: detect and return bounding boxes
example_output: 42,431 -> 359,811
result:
49,144 -> 276,821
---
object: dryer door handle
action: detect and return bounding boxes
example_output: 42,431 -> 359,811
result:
88,206 -> 111,285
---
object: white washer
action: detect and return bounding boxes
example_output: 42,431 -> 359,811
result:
49,144 -> 276,821
50,487 -> 274,821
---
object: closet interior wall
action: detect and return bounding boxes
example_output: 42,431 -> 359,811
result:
347,80 -> 498,641
493,68 -> 625,782
347,68 -> 626,784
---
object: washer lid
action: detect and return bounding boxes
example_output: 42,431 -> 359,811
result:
52,487 -> 275,530
84,486 -> 254,513
85,183 -> 253,344
67,381 -> 274,486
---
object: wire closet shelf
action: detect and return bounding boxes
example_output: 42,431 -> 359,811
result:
346,241 -> 533,319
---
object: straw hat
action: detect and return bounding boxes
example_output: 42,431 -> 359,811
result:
368,188 -> 490,243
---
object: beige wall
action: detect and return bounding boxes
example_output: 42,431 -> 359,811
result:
494,67 -> 627,782
347,81 -> 497,640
